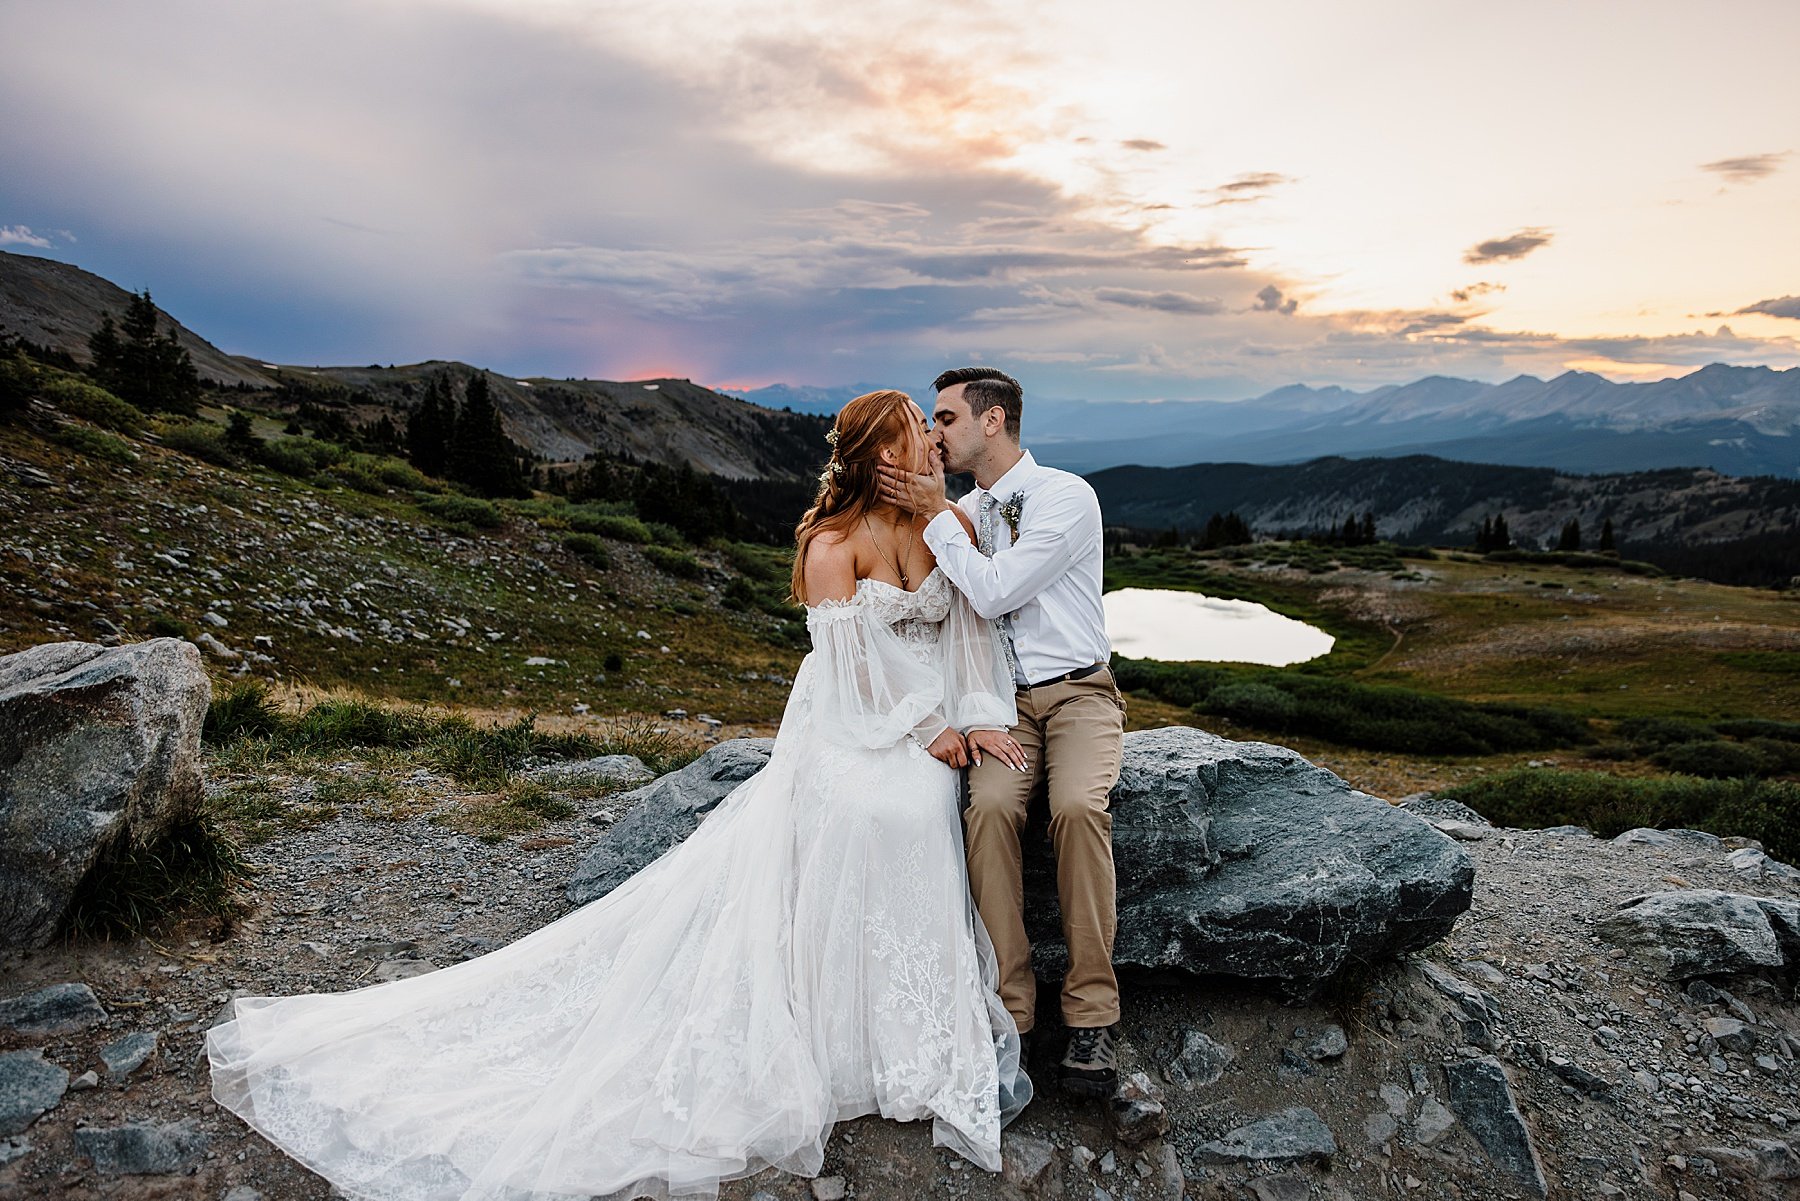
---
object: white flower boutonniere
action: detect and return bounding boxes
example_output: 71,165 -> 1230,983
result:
999,491 -> 1025,543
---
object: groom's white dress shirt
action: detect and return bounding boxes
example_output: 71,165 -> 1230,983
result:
923,450 -> 1112,688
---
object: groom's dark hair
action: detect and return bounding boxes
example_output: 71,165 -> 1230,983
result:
932,366 -> 1023,441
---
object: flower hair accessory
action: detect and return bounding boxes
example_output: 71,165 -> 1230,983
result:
1000,491 -> 1025,542
824,429 -> 840,447
817,460 -> 844,485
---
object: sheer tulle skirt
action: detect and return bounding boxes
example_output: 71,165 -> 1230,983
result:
207,679 -> 1029,1201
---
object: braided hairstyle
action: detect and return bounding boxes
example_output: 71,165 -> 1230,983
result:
790,389 -> 917,603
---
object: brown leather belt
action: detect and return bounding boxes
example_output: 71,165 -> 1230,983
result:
1026,662 -> 1107,689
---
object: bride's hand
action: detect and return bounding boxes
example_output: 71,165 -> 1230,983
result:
967,728 -> 1029,772
924,727 -> 969,768
878,458 -> 949,519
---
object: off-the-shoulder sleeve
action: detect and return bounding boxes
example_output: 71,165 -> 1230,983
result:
804,598 -> 950,749
938,588 -> 1017,734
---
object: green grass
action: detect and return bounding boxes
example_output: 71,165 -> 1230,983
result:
59,815 -> 253,940
1443,769 -> 1800,862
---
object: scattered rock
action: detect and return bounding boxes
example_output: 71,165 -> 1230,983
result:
1000,1133 -> 1057,1190
221,1187 -> 266,1201
1443,1056 -> 1548,1197
528,754 -> 654,789
1108,1071 -> 1170,1145
0,1050 -> 68,1135
1412,1096 -> 1456,1145
1363,1111 -> 1398,1144
100,1031 -> 159,1077
0,1136 -> 31,1166
68,1070 -> 98,1091
1612,828 -> 1722,851
1193,1106 -> 1337,1166
0,982 -> 107,1034
1416,962 -> 1501,1050
1301,1023 -> 1348,1060
194,631 -> 239,661
1702,1016 -> 1757,1055
1166,1027 -> 1233,1088
74,1119 -> 210,1175
1247,1174 -> 1311,1201
1595,890 -> 1799,980
808,1175 -> 847,1201
0,638 -> 210,948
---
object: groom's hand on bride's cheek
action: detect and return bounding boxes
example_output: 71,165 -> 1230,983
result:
879,464 -> 948,517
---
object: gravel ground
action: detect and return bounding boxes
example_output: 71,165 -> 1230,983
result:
3,769 -> 1799,1201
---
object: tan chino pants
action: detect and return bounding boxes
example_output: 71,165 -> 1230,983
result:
964,666 -> 1125,1033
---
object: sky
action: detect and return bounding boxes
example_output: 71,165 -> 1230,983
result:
3,0 -> 1799,402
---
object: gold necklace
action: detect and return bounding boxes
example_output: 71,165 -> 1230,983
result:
863,515 -> 913,588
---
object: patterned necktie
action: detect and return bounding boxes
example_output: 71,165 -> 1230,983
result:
976,493 -> 1025,685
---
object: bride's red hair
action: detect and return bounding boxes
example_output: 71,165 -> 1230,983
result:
790,390 -> 916,604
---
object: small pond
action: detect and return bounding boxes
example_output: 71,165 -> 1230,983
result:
1103,587 -> 1335,666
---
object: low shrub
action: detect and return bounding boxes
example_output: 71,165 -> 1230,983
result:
256,436 -> 343,476
646,521 -> 687,547
1714,718 -> 1800,743
1443,769 -> 1800,862
147,615 -> 192,639
563,533 -> 613,570
565,511 -> 652,543
1205,681 -> 1298,729
53,424 -> 138,464
1616,716 -> 1716,750
157,420 -> 237,466
41,374 -> 143,432
1652,739 -> 1774,779
644,544 -> 705,579
416,493 -> 504,529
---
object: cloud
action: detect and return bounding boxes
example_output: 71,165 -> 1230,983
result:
1732,295 -> 1800,320
0,224 -> 52,248
1451,281 -> 1505,302
1120,138 -> 1165,151
1463,228 -> 1553,264
1093,287 -> 1223,315
1251,284 -> 1297,315
1700,152 -> 1790,185
1199,171 -> 1293,208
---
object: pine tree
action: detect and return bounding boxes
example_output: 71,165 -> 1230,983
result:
1558,518 -> 1582,552
1360,512 -> 1376,545
86,291 -> 200,413
224,410 -> 258,454
1493,513 -> 1511,549
1599,516 -> 1616,552
1477,516 -> 1494,552
406,372 -> 453,477
1341,515 -> 1360,544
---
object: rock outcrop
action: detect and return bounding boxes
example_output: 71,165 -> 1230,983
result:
1596,889 -> 1800,981
0,638 -> 210,948
567,727 -> 1473,993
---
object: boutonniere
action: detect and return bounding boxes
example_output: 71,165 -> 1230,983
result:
999,491 -> 1025,543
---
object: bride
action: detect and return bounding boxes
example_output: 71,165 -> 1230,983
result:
206,389 -> 1034,1201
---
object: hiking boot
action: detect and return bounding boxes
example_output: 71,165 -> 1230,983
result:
1059,1024 -> 1118,1097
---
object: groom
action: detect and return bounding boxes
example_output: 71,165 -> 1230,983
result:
879,366 -> 1124,1098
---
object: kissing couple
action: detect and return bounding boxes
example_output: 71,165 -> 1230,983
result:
206,367 -> 1129,1200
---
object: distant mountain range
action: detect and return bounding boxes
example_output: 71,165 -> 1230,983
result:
10,248 -> 1797,484
1088,454 -> 1800,556
739,368 -> 1800,478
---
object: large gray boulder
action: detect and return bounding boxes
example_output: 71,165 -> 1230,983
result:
567,727 -> 1472,993
0,639 -> 211,948
565,740 -> 771,904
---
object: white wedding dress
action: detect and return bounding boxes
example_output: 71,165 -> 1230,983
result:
206,566 -> 1031,1201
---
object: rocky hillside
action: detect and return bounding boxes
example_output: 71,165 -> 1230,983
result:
0,251 -> 274,389
0,393 -> 807,722
1,250 -> 830,479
